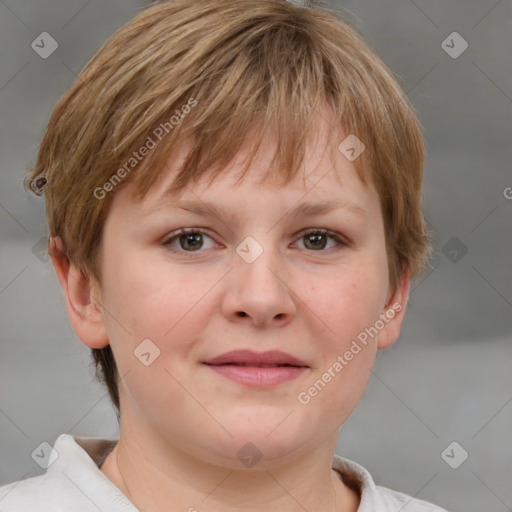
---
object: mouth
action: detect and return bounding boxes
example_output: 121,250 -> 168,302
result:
207,363 -> 301,368
203,349 -> 309,368
203,350 -> 309,387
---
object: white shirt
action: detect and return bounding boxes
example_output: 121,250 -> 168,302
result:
0,434 -> 449,511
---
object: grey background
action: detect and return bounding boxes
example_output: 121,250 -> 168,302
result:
0,1 -> 511,511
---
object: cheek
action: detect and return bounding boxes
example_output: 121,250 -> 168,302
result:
298,261 -> 385,406
100,256 -> 213,410
299,276 -> 381,416
102,253 -> 219,364
310,263 -> 386,343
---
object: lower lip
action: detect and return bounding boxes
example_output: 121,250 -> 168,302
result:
205,364 -> 308,386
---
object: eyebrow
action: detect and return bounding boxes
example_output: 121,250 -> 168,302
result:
144,198 -> 367,221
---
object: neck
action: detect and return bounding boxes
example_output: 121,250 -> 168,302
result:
99,429 -> 360,512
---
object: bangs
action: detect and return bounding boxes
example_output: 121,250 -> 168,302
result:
90,0 -> 382,204
27,0 -> 426,290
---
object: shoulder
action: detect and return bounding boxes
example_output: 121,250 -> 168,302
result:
374,485 -> 450,512
0,433 -> 135,512
0,472 -> 78,512
332,454 -> 451,512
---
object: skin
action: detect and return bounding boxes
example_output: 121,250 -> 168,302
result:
50,118 -> 410,512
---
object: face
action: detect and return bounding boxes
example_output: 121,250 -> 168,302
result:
68,121 -> 408,469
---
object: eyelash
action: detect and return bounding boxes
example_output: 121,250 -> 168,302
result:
162,227 -> 349,255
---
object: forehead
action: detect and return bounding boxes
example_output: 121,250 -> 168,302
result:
130,114 -> 371,211
118,159 -> 379,244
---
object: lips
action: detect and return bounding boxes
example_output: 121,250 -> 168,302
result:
203,349 -> 309,368
204,350 -> 309,387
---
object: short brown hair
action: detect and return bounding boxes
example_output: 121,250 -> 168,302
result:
25,0 -> 432,415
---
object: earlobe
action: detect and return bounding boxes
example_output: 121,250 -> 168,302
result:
49,236 -> 110,349
377,267 -> 411,350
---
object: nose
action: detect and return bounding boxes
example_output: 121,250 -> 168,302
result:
220,242 -> 297,328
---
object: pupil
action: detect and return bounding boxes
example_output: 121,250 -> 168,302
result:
306,234 -> 326,250
177,233 -> 327,251
181,233 -> 202,250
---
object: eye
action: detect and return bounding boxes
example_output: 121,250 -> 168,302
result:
294,228 -> 348,251
163,228 -> 217,253
163,227 -> 349,254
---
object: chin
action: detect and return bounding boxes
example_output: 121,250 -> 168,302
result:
209,443 -> 305,472
203,424 -> 312,469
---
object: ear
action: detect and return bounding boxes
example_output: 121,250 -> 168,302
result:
377,266 -> 411,350
49,236 -> 109,349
